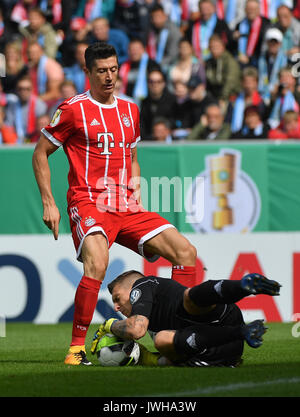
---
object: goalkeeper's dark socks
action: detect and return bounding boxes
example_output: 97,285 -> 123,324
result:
71,275 -> 101,346
188,279 -> 250,307
173,323 -> 244,359
172,265 -> 197,287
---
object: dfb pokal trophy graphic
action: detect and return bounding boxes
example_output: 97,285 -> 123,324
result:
209,152 -> 237,230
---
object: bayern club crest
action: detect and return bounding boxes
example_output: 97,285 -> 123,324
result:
121,113 -> 131,128
84,216 -> 96,227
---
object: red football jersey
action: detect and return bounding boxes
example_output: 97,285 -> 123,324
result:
42,91 -> 141,208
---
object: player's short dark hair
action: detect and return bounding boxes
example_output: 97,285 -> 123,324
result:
84,42 -> 118,70
108,270 -> 144,294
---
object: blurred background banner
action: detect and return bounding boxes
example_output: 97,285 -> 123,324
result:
1,142 -> 300,233
0,233 -> 299,324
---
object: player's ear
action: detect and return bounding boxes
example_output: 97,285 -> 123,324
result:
83,66 -> 90,76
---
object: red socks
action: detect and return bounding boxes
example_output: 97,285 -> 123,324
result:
172,265 -> 197,287
71,276 -> 101,346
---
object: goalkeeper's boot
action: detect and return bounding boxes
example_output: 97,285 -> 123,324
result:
241,319 -> 267,348
241,273 -> 281,296
64,345 -> 92,365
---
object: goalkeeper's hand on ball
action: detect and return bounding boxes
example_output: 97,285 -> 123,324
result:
91,318 -> 118,355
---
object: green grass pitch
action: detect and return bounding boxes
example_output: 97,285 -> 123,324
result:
0,322 -> 299,397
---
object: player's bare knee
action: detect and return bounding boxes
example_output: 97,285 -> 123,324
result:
174,241 -> 197,266
154,331 -> 175,351
83,257 -> 107,281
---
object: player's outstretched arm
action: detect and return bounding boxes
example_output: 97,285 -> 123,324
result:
32,134 -> 61,240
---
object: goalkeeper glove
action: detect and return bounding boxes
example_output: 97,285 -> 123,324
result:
91,318 -> 118,355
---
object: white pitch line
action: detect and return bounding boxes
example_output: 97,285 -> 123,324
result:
155,377 -> 300,397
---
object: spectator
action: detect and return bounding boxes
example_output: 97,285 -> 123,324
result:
268,67 -> 300,128
27,41 -> 64,104
263,0 -> 294,21
186,0 -> 233,62
185,74 -> 215,128
0,7 -> 16,53
59,17 -> 90,67
36,113 -> 51,130
231,66 -> 266,134
64,41 -> 90,94
90,17 -> 129,65
187,102 -> 231,140
2,41 -> 28,94
234,0 -> 270,67
74,0 -> 116,24
38,0 -> 74,33
205,34 -> 241,105
213,0 -> 246,30
136,0 -> 167,42
69,16 -> 90,41
5,75 -> 48,143
152,117 -> 174,143
140,69 -> 177,140
19,7 -> 59,59
180,0 -> 201,34
0,105 -> 18,145
294,0 -> 300,19
113,0 -> 145,41
114,76 -> 135,102
30,112 -> 51,142
158,0 -> 182,27
119,37 -> 161,104
232,105 -> 269,139
172,80 -> 192,139
10,0 -> 36,28
168,37 -> 206,90
146,4 -> 182,71
48,79 -> 77,118
0,80 -> 8,107
258,28 -> 288,103
268,110 -> 300,139
275,5 -> 300,60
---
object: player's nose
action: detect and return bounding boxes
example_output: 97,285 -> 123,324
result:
106,70 -> 113,80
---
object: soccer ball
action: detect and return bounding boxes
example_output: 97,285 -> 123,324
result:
96,333 -> 140,367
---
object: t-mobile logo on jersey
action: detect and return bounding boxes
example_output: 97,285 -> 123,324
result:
97,133 -> 115,155
97,133 -> 130,155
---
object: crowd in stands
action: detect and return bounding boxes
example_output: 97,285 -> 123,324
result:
0,0 -> 300,145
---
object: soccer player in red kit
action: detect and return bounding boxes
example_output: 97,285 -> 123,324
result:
32,42 -> 197,365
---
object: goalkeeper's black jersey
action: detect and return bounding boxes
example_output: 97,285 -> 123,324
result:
129,276 -> 228,333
